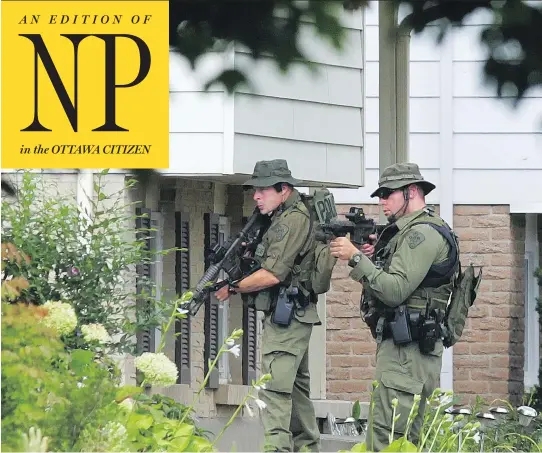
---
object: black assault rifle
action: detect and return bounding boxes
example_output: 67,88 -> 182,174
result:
316,207 -> 385,245
186,207 -> 270,316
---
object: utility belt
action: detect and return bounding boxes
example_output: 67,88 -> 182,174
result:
244,283 -> 315,327
364,305 -> 441,355
270,284 -> 316,327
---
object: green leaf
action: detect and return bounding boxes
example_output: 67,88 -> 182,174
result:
169,425 -> 195,452
352,400 -> 361,420
70,349 -> 94,372
100,168 -> 110,175
130,413 -> 154,430
149,407 -> 167,422
382,438 -> 417,452
173,422 -> 195,438
115,385 -> 143,402
152,426 -> 169,443
349,442 -> 367,452
170,436 -> 193,452
187,435 -> 214,452
203,69 -> 251,94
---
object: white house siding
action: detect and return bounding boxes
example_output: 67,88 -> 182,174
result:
232,10 -> 365,187
167,8 -> 366,187
168,51 -> 229,175
332,1 -> 542,206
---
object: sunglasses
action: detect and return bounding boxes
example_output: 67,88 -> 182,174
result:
376,188 -> 400,199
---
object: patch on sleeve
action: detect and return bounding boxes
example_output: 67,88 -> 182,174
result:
272,224 -> 290,242
406,230 -> 425,249
255,243 -> 266,257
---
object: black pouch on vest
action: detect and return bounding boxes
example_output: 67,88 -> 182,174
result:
408,311 -> 422,341
272,287 -> 295,327
389,305 -> 412,345
419,318 -> 439,354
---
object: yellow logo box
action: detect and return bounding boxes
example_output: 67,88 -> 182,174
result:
1,1 -> 169,169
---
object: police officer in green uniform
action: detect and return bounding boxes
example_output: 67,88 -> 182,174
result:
329,163 -> 459,451
215,159 -> 321,452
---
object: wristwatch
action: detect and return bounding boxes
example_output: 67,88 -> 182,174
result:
348,252 -> 363,268
228,281 -> 239,294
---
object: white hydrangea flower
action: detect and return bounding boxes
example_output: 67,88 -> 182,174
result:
134,352 -> 178,386
81,323 -> 111,344
79,421 -> 128,452
103,421 -> 127,441
42,300 -> 77,336
47,269 -> 57,284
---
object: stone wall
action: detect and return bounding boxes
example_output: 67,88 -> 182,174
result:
158,178 -> 223,417
158,179 -> 254,417
452,206 -> 525,405
326,204 -> 527,405
326,204 -> 379,402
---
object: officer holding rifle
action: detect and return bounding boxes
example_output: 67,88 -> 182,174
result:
329,163 -> 459,451
215,159 -> 321,452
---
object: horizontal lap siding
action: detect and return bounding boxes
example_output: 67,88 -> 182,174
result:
232,14 -> 364,187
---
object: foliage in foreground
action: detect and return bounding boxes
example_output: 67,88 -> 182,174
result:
1,173 -> 271,451
345,384 -> 542,452
1,171 -> 175,356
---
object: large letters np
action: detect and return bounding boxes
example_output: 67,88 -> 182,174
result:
20,34 -> 151,132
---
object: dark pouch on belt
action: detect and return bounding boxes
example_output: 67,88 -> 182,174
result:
389,305 -> 412,345
272,287 -> 295,327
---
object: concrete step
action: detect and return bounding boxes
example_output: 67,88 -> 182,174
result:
196,415 -> 366,452
321,433 -> 366,451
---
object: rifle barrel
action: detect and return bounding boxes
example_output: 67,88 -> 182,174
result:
187,207 -> 263,317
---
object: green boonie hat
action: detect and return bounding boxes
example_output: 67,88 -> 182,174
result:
370,162 -> 435,198
243,159 -> 302,188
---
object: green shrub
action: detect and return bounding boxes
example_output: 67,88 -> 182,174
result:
1,171 -> 175,355
1,302 -> 123,452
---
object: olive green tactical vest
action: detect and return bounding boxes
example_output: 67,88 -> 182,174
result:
367,211 -> 456,318
245,197 -> 313,312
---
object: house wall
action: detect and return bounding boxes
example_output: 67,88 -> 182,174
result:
167,7 -> 366,188
332,1 -> 542,207
231,7 -> 365,187
156,178 -> 256,417
326,204 -> 527,405
327,0 -> 542,405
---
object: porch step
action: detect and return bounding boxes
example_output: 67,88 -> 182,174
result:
321,433 -> 366,451
196,417 -> 366,452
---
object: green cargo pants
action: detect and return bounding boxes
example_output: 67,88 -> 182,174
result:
366,338 -> 443,452
258,316 -> 320,452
